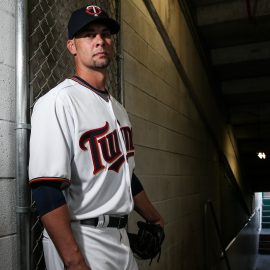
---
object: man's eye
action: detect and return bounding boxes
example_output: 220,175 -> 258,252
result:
85,33 -> 95,38
102,32 -> 111,38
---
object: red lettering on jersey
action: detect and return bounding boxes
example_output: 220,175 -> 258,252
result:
99,130 -> 122,163
79,122 -> 134,175
121,126 -> 135,159
79,122 -> 109,174
109,155 -> 125,172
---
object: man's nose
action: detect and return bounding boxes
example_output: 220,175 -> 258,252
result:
95,34 -> 105,46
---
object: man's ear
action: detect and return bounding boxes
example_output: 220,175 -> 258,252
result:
67,39 -> 77,55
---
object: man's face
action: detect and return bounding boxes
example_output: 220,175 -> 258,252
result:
67,23 -> 114,70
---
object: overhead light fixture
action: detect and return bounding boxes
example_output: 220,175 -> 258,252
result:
257,152 -> 266,159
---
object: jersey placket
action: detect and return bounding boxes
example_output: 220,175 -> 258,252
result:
107,100 -> 133,203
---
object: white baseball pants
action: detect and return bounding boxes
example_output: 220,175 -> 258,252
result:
42,222 -> 138,270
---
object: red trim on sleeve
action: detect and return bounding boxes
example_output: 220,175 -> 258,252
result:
30,177 -> 70,186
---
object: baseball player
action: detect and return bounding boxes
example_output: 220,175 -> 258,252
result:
29,4 -> 164,270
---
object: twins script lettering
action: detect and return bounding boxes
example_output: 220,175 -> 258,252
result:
79,122 -> 134,174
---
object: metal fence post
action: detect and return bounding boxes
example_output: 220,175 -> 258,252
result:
16,0 -> 31,269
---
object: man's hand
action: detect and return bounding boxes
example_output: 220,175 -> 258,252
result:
64,251 -> 91,270
66,260 -> 91,270
41,205 -> 91,269
128,221 -> 165,262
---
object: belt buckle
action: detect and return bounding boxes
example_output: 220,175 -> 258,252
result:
96,215 -> 110,228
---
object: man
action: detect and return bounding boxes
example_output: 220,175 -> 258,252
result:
29,5 -> 164,270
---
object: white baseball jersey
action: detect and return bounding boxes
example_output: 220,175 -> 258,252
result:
29,78 -> 135,220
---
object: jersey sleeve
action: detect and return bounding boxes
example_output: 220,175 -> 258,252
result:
29,93 -> 74,188
131,173 -> 144,197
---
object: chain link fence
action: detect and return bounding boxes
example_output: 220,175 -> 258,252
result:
29,1 -> 121,269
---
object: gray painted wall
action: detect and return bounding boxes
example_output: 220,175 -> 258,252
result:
0,0 -> 17,269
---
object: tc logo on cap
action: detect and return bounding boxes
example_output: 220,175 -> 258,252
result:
85,5 -> 102,16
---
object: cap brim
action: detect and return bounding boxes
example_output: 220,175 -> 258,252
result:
92,17 -> 120,34
69,17 -> 120,39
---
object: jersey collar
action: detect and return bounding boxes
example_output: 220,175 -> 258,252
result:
71,75 -> 110,102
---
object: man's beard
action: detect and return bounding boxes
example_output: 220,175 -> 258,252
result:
92,58 -> 111,69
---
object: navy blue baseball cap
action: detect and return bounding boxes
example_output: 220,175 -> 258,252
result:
68,5 -> 120,39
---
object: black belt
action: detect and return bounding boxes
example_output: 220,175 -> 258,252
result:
79,215 -> 128,229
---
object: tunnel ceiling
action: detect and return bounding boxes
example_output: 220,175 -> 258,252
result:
183,0 -> 270,191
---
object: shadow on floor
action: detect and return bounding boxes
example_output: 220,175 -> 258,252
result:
254,254 -> 270,270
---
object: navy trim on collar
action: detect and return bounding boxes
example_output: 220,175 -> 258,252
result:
71,75 -> 110,102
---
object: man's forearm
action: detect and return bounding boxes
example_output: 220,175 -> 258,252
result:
41,204 -> 90,269
133,190 -> 164,227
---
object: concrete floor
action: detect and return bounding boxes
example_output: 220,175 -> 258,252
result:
254,254 -> 270,270
254,228 -> 270,270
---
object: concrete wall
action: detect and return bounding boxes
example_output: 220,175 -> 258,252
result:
122,0 -> 254,269
0,0 -> 17,269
